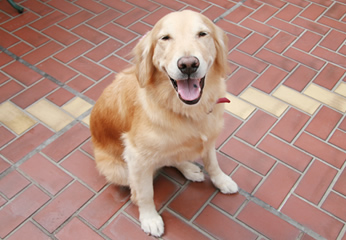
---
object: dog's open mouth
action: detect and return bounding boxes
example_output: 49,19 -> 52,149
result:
170,77 -> 205,105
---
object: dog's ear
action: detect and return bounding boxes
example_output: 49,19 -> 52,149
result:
213,26 -> 229,77
133,31 -> 155,88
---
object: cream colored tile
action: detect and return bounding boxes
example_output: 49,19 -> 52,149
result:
62,97 -> 93,118
335,82 -> 346,97
82,114 -> 90,126
27,100 -> 74,132
0,102 -> 36,134
224,93 -> 256,119
240,88 -> 288,117
304,84 -> 346,112
273,85 -> 320,115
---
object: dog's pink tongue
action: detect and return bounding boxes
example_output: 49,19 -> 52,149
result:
176,79 -> 200,101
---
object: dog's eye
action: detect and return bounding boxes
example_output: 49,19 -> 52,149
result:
198,32 -> 208,37
161,35 -> 171,41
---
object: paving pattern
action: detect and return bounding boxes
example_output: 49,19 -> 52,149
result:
0,0 -> 345,239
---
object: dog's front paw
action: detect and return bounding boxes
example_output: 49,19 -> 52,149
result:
179,162 -> 205,182
212,174 -> 238,194
140,212 -> 164,237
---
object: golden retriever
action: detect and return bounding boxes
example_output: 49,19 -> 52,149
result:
90,10 -> 238,237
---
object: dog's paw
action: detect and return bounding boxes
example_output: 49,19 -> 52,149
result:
212,174 -> 238,194
179,162 -> 205,182
140,212 -> 164,237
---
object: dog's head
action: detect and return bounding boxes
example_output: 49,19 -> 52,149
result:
134,10 -> 228,106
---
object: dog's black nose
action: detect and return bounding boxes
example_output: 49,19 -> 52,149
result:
177,56 -> 199,75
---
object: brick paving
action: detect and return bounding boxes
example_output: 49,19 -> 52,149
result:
0,0 -> 345,239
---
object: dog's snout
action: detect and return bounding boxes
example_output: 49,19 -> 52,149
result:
177,56 -> 199,75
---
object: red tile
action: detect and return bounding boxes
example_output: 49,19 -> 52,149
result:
67,75 -> 94,93
80,185 -> 130,229
72,24 -> 108,45
151,0 -> 185,11
226,67 -> 258,95
321,29 -> 345,51
7,221 -> 48,240
283,65 -> 317,92
34,181 -> 94,233
202,5 -> 225,21
169,177 -> 216,220
54,40 -> 93,63
216,113 -> 243,148
58,10 -> 94,30
102,214 -> 154,240
19,153 -> 73,195
86,9 -> 121,28
238,201 -> 301,239
194,205 -> 257,239
225,5 -> 253,23
38,58 -> 78,83
295,159 -> 337,205
80,139 -> 94,157
237,33 -> 269,55
115,8 -> 148,27
334,168 -> 346,195
0,185 -> 50,238
284,47 -> 325,70
161,167 -> 187,185
1,124 -> 54,163
312,46 -> 346,68
231,166 -> 262,193
265,31 -> 296,53
252,4 -> 278,22
22,41 -> 64,65
43,25 -> 79,46
0,52 -> 13,66
293,31 -> 322,53
55,217 -> 104,240
1,12 -> 39,32
254,163 -> 300,208
0,170 -> 30,199
46,88 -> 75,106
101,55 -> 130,73
211,192 -> 246,215
325,2 -> 346,20
221,138 -> 276,175
213,152 -> 238,176
141,7 -> 173,26
13,27 -> 48,47
339,117 -> 346,131
85,39 -> 123,62
252,65 -> 287,93
305,106 -> 342,140
21,0 -> 54,16
217,20 -> 252,38
256,48 -> 297,72
259,135 -> 312,172
300,3 -> 326,20
0,127 -> 15,148
267,17 -> 304,36
2,61 -> 42,86
322,192 -> 346,221
0,195 -> 6,207
29,10 -> 67,31
100,23 -> 137,43
74,0 -> 107,14
61,150 -> 106,191
8,41 -> 33,57
0,156 -> 11,174
236,110 -> 277,145
0,71 -> 10,85
313,63 -> 345,90
0,80 -> 24,104
274,4 -> 302,22
293,17 -> 330,35
129,22 -> 152,36
47,0 -> 81,15
294,132 -> 345,168
69,57 -> 110,81
84,74 -> 114,101
318,16 -> 345,33
282,195 -> 343,240
329,129 -> 346,150
11,78 -> 58,109
229,50 -> 268,73
115,40 -> 138,60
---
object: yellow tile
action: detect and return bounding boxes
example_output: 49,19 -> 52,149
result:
304,84 -> 346,112
62,97 -> 93,118
27,99 -> 74,132
335,82 -> 346,97
0,102 -> 36,134
273,85 -> 320,115
82,114 -> 90,126
240,88 -> 288,117
224,93 -> 256,119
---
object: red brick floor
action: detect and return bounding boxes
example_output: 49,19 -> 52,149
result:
0,0 -> 345,239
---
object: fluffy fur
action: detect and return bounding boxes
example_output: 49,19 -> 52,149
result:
90,10 -> 238,237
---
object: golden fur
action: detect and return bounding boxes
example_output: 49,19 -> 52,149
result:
90,10 -> 238,237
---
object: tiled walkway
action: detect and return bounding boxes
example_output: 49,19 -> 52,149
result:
0,0 -> 345,239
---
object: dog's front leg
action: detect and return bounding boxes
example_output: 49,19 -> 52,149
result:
128,162 -> 164,237
202,144 -> 238,194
